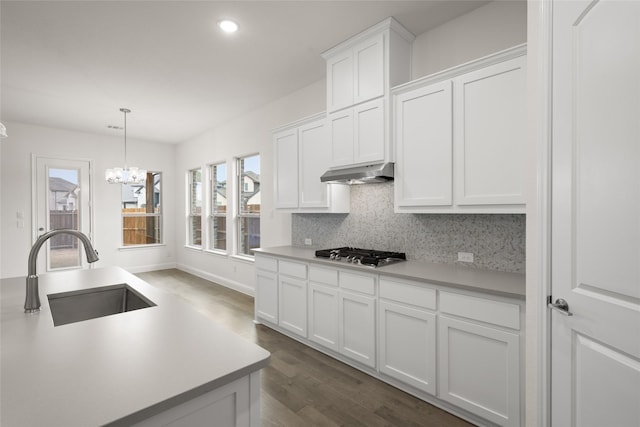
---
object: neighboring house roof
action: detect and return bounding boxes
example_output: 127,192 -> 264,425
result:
49,177 -> 77,194
245,171 -> 260,184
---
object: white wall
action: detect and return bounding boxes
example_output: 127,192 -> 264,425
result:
412,0 -> 527,78
0,121 -> 176,278
173,80 -> 325,295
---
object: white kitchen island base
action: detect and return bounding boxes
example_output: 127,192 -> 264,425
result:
134,372 -> 261,427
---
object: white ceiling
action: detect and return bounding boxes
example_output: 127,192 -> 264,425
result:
1,1 -> 490,144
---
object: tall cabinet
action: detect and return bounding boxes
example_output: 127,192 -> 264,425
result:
393,45 -> 527,214
322,17 -> 415,169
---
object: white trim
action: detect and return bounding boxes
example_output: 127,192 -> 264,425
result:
124,262 -> 177,274
184,244 -> 203,252
118,243 -> 167,251
204,248 -> 228,257
177,263 -> 255,297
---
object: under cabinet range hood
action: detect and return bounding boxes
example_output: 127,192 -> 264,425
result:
320,162 -> 394,184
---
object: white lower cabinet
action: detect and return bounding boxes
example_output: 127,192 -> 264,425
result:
438,291 -> 522,427
308,282 -> 340,351
254,255 -> 524,426
379,300 -> 436,395
339,290 -> 376,368
277,260 -> 308,338
254,256 -> 278,324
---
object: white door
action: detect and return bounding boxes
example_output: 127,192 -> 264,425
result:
551,1 -> 640,426
298,118 -> 329,208
34,156 -> 92,272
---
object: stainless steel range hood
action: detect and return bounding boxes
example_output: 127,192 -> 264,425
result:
320,162 -> 394,184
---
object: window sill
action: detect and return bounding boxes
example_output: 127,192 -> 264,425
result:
184,245 -> 203,252
118,244 -> 166,251
204,249 -> 228,257
231,254 -> 255,264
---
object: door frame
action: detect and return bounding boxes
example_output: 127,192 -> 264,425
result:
30,154 -> 96,268
528,0 -> 553,426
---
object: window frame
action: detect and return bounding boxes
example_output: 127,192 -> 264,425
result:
207,161 -> 228,254
235,153 -> 260,259
120,171 -> 163,248
186,167 -> 203,249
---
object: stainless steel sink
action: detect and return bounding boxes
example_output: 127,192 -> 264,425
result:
47,284 -> 156,326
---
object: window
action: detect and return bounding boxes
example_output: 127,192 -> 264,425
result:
208,162 -> 227,252
237,154 -> 260,257
121,172 -> 162,246
187,168 -> 202,247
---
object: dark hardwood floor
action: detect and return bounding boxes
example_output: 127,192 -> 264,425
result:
136,269 -> 472,427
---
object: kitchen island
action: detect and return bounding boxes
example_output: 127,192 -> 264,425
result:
0,266 -> 270,426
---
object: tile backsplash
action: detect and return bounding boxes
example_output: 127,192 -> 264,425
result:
292,182 -> 525,273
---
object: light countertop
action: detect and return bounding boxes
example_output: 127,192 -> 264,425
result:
0,266 -> 270,427
254,246 -> 525,299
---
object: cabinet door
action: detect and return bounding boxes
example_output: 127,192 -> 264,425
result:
298,119 -> 329,208
278,276 -> 307,337
454,56 -> 526,206
327,50 -> 354,112
379,300 -> 436,394
308,283 -> 339,351
273,128 -> 299,208
438,315 -> 520,427
354,97 -> 385,165
255,270 -> 278,324
339,291 -> 376,368
394,81 -> 453,207
328,109 -> 354,167
353,33 -> 384,105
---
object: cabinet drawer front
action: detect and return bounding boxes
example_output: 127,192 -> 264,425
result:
440,291 -> 520,330
278,260 -> 307,279
255,255 -> 278,272
279,260 -> 307,279
379,278 -> 436,310
339,271 -> 376,295
309,265 -> 338,286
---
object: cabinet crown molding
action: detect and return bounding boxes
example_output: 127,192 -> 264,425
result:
321,16 -> 415,59
393,43 -> 527,95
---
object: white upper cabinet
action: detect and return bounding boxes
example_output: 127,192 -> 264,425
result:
454,56 -> 527,207
392,45 -> 527,214
273,113 -> 350,213
322,17 -> 414,168
395,80 -> 453,207
273,128 -> 299,209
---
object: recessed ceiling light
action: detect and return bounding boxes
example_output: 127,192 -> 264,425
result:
218,19 -> 238,33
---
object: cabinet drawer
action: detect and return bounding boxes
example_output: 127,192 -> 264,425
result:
309,265 -> 338,286
279,260 -> 307,279
255,255 -> 278,272
339,271 -> 376,295
379,278 -> 436,310
440,291 -> 520,330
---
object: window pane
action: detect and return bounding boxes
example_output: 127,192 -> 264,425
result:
188,168 -> 202,247
239,155 -> 260,215
190,215 -> 202,246
48,168 -> 81,269
122,172 -> 162,246
237,155 -> 260,256
209,163 -> 227,251
239,216 -> 260,256
211,216 -> 227,250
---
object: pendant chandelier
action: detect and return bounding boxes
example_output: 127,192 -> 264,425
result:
105,108 -> 146,184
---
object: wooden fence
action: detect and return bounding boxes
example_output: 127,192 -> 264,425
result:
122,208 -> 160,245
49,211 -> 78,248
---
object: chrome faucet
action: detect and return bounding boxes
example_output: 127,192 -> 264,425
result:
25,229 -> 99,313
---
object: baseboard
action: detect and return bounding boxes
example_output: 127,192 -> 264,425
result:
176,263 -> 255,297
124,262 -> 177,274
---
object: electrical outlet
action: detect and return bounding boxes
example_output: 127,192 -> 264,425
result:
457,252 -> 474,263
304,238 -> 313,246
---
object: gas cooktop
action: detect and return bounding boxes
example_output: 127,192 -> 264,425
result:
315,247 -> 406,267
